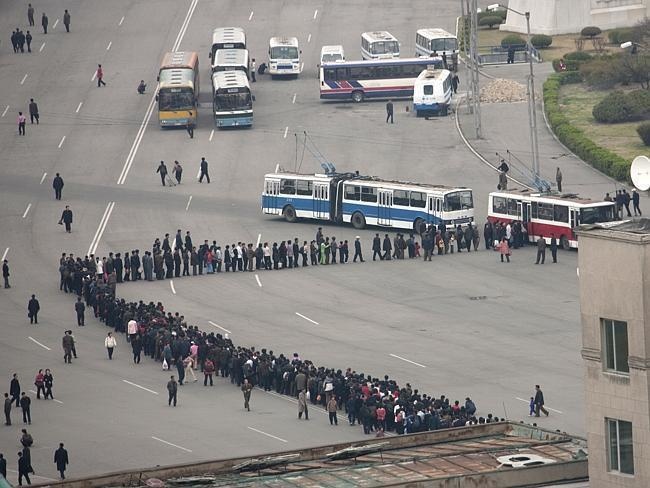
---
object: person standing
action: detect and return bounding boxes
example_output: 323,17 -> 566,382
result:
17,451 -> 31,486
74,297 -> 85,326
27,295 -> 39,324
10,374 -> 20,407
186,112 -> 194,138
298,389 -> 309,420
156,161 -> 168,186
59,205 -> 73,233
25,31 -> 32,53
451,73 -> 459,94
241,378 -> 253,411
52,173 -> 64,200
632,189 -> 642,216
385,100 -> 394,124
327,395 -> 338,425
27,4 -> 35,26
63,10 -> 71,33
555,167 -> 563,192
623,189 -> 632,217
62,331 -> 74,364
17,112 -> 26,136
534,385 -> 549,417
497,237 -> 510,263
28,99 -> 39,125
250,58 -> 257,82
41,12 -> 48,34
535,236 -> 546,265
2,260 -> 10,289
43,370 -> 53,400
33,371 -> 44,400
96,64 -> 106,87
4,393 -> 11,425
198,157 -> 210,183
173,161 -> 183,184
167,375 -> 177,406
550,234 -> 558,263
19,393 -> 31,424
104,332 -> 116,360
54,443 -> 68,479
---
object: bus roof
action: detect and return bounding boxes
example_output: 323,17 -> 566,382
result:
264,172 -> 333,183
158,68 -> 196,87
269,37 -> 299,47
361,31 -> 398,42
321,56 -> 442,69
214,48 -> 249,66
160,51 -> 198,70
416,28 -> 457,40
212,70 -> 250,89
212,27 -> 245,45
416,67 -> 451,81
321,45 -> 344,54
490,190 -> 615,207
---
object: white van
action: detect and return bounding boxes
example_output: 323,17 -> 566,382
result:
413,67 -> 452,116
361,31 -> 400,60
268,37 -> 302,77
320,45 -> 345,64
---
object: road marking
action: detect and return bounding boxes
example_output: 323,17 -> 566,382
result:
6,469 -> 56,482
185,195 -> 193,211
28,337 -> 51,351
1,248 -> 8,260
53,19 -> 59,29
106,41 -> 112,51
39,172 -> 47,184
91,70 -> 97,82
313,9 -> 318,19
171,0 -> 198,52
295,312 -> 319,325
274,163 -> 280,173
39,42 -> 45,52
249,10 -> 254,21
255,274 -> 262,287
209,128 -> 214,141
247,426 -> 287,443
283,126 -> 288,138
75,101 -> 83,113
300,62 -> 304,72
208,321 -> 231,334
53,399 -> 63,404
515,397 -> 563,414
307,33 -> 312,43
20,73 -> 28,85
292,93 -> 296,104
1,105 -> 9,117
58,135 -> 66,148
196,166 -> 202,179
123,379 -> 159,395
151,436 -> 192,453
256,233 -> 261,246
88,201 -> 115,255
389,353 -> 426,368
22,203 -> 32,219
119,15 -> 125,26
170,280 -> 176,294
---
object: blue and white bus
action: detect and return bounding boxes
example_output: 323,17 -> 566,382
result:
261,171 -> 474,232
413,67 -> 453,116
320,57 -> 443,102
212,71 -> 253,128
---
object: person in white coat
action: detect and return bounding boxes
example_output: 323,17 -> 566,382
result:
104,332 -> 117,360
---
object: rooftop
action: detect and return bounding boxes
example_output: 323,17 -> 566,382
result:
578,217 -> 650,241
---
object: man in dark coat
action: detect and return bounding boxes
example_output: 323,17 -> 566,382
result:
54,443 -> 68,479
534,385 -> 549,417
59,206 -> 73,233
10,374 -> 20,406
535,237 -> 546,265
372,233 -> 382,261
4,394 -> 11,425
353,236 -> 364,262
464,225 -> 473,253
2,259 -> 9,288
19,393 -> 31,424
74,297 -> 85,326
0,452 -> 6,479
52,174 -> 64,200
156,161 -> 168,186
27,295 -> 40,324
18,450 -> 31,485
382,234 -> 392,260
483,220 -> 493,249
550,234 -> 558,263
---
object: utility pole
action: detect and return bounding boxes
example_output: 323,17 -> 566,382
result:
525,12 -> 540,183
469,0 -> 482,138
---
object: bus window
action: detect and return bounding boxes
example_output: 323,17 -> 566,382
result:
553,204 -> 569,223
280,179 -> 296,194
296,180 -> 313,196
361,186 -> 377,202
537,202 -> 553,220
393,190 -> 409,206
345,185 -> 361,200
531,201 -> 538,218
158,90 -> 194,111
492,196 -> 507,214
507,198 -> 518,216
581,205 -> 615,224
423,84 -> 433,95
445,190 -> 473,211
410,191 -> 426,208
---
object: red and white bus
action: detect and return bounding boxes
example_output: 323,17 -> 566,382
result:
487,190 -> 618,249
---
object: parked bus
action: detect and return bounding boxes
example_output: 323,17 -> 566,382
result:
320,57 -> 443,102
211,70 -> 253,128
413,67 -> 452,116
268,37 -> 302,77
415,28 -> 458,71
262,171 -> 474,232
157,51 -> 200,127
212,48 -> 250,77
361,31 -> 400,60
210,27 -> 246,67
487,190 -> 618,249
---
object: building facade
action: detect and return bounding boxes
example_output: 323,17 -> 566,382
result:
578,221 -> 650,487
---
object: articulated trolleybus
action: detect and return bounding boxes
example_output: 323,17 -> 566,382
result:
262,170 -> 474,232
488,190 -> 618,249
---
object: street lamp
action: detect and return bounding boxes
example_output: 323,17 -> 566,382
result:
488,3 -> 541,188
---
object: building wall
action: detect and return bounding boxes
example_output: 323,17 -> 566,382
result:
501,0 -> 649,35
578,229 -> 650,488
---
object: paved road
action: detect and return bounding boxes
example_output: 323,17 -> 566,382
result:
0,0 -> 601,482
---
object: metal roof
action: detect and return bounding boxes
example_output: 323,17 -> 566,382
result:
212,70 -> 250,89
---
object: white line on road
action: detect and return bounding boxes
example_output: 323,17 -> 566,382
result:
53,19 -> 59,29
255,274 -> 262,287
20,74 -> 28,85
307,33 -> 312,43
389,353 -> 426,368
58,135 -> 66,148
196,167 -> 201,179
515,397 -> 563,414
256,233 -> 261,246
1,105 -> 9,117
151,436 -> 192,453
119,16 -> 125,26
170,280 -> 176,294
123,379 -> 159,395
171,0 -> 197,52
292,93 -> 296,104
283,126 -> 288,138
53,399 -> 63,404
247,426 -> 287,443
300,62 -> 304,72
39,172 -> 47,184
39,42 -> 45,52
185,195 -> 193,211
106,41 -> 112,51
208,321 -> 231,334
249,10 -> 254,21
88,201 -> 115,255
75,102 -> 83,113
28,337 -> 51,351
274,163 -> 280,173
295,312 -> 319,325
91,70 -> 96,82
22,203 -> 32,219
1,248 -> 9,261
313,9 -> 318,19
209,129 -> 214,141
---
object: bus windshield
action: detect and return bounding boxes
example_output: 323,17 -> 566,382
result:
215,92 -> 252,111
580,205 -> 616,224
158,89 -> 194,111
372,41 -> 399,55
271,46 -> 298,59
431,38 -> 458,52
322,53 -> 343,62
444,190 -> 473,211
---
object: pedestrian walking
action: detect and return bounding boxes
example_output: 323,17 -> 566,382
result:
58,205 -> 73,233
43,370 -> 53,400
17,30 -> 26,53
28,99 -> 39,124
534,385 -> 549,417
20,430 -> 33,449
17,451 -> 31,486
167,375 -> 177,406
27,295 -> 39,324
52,173 -> 64,200
63,10 -> 71,33
535,236 -> 546,264
33,371 -> 44,400
62,331 -> 74,364
4,393 -> 12,425
327,395 -> 338,425
74,296 -> 85,326
186,112 -> 194,138
156,161 -> 168,186
198,157 -> 210,183
54,443 -> 68,479
353,236 -> 364,262
250,58 -> 257,82
298,390 -> 309,419
623,189 -> 632,217
3,260 -> 10,289
497,237 -> 510,263
550,234 -> 558,263
41,13 -> 48,34
104,332 -> 116,359
555,167 -> 563,192
27,4 -> 35,26
385,100 -> 394,124
17,112 -> 26,136
241,378 -> 253,411
96,64 -> 106,87
19,393 -> 31,424
10,374 -> 20,407
25,31 -> 32,53
632,189 -> 642,216
451,73 -> 459,94
173,161 -> 183,184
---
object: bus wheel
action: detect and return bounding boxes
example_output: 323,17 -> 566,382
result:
283,205 -> 297,223
414,218 -> 425,235
351,212 -> 366,229
351,91 -> 364,103
560,235 -> 570,250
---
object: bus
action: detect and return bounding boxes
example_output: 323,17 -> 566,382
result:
413,67 -> 452,116
210,27 -> 246,67
268,37 -> 302,77
211,70 -> 253,128
212,48 -> 250,78
487,190 -> 618,249
361,31 -> 400,60
320,57 -> 443,102
262,171 -> 474,232
415,28 -> 459,71
157,51 -> 200,127
320,45 -> 345,64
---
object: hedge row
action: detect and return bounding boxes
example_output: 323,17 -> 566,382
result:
543,73 -> 631,181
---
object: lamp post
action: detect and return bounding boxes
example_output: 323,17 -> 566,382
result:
488,4 -> 540,186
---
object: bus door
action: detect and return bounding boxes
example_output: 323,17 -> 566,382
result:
521,201 -> 531,237
378,190 -> 392,226
570,208 -> 579,236
265,179 -> 280,214
313,183 -> 329,219
428,195 -> 443,225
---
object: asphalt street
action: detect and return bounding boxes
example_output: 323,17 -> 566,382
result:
0,0 -> 618,482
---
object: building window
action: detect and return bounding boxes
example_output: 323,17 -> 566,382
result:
601,319 -> 629,373
606,419 -> 634,475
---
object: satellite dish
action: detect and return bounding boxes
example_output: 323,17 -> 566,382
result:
631,155 -> 650,191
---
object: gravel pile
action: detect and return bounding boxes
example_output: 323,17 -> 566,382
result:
480,78 -> 528,103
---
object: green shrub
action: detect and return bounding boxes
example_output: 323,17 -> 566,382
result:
608,28 -> 635,45
592,91 -> 638,122
479,16 -> 503,28
501,34 -> 526,48
580,59 -> 621,89
637,122 -> 650,145
558,71 -> 583,84
581,26 -> 602,38
531,34 -> 552,48
565,51 -> 593,61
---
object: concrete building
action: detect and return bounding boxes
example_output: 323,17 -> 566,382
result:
578,220 -> 650,487
501,0 -> 649,35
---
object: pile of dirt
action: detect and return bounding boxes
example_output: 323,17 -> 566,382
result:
480,78 -> 528,103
